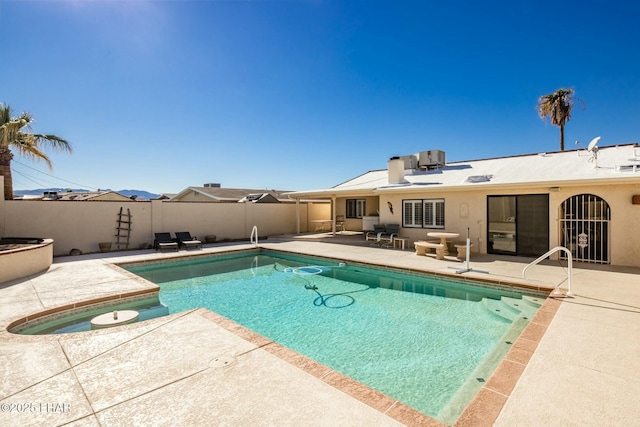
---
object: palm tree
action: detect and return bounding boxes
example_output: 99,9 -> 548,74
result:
0,103 -> 72,200
536,88 -> 585,151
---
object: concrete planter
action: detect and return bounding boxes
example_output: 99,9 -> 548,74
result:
98,242 -> 112,253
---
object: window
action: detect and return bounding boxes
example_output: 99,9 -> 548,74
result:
403,200 -> 423,227
403,199 -> 444,228
346,199 -> 366,218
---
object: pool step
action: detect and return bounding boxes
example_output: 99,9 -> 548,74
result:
501,296 -> 539,319
482,298 -> 519,322
522,295 -> 544,307
482,296 -> 540,322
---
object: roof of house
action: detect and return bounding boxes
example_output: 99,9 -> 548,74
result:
287,144 -> 640,197
170,186 -> 293,202
45,190 -> 132,201
237,193 -> 281,203
157,193 -> 176,200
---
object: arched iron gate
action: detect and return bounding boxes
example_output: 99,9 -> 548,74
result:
559,194 -> 610,264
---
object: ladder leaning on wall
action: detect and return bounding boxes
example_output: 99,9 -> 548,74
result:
115,207 -> 132,250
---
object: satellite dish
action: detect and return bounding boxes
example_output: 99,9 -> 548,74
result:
587,136 -> 601,152
586,136 -> 601,166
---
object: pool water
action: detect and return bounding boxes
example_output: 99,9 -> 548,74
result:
16,298 -> 169,335
126,250 -> 543,423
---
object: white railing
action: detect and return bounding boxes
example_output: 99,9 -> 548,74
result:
251,255 -> 258,276
522,246 -> 573,296
250,225 -> 258,247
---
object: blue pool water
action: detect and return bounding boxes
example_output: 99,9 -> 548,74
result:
16,298 -> 168,335
125,250 -> 543,423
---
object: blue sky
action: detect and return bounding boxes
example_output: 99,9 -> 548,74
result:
1,0 -> 638,194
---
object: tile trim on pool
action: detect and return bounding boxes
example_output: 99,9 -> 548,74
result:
119,247 -> 554,299
454,295 -> 562,426
198,294 -> 564,427
5,288 -> 159,334
263,247 -> 554,297
23,245 -> 561,425
198,294 -> 563,427
197,309 -> 448,426
140,246 -> 562,426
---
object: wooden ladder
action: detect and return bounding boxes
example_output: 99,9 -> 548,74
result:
115,207 -> 132,250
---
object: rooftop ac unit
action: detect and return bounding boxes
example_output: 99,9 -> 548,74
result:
398,154 -> 418,170
418,150 -> 445,170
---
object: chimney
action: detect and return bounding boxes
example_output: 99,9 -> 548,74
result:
388,157 -> 408,184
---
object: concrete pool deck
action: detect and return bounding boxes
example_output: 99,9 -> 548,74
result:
1,236 -> 639,426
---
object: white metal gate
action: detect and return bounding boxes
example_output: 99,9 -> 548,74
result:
559,194 -> 610,264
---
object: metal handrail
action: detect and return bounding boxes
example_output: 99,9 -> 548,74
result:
522,246 -> 573,296
250,225 -> 258,247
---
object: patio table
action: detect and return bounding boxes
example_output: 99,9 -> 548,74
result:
311,220 -> 334,232
427,232 -> 460,256
393,236 -> 409,250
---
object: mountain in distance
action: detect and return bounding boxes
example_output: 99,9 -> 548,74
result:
13,188 -> 161,200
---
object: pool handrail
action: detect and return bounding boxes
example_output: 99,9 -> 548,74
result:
522,246 -> 573,296
250,225 -> 258,247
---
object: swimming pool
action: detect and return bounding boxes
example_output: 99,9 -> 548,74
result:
125,249 -> 544,424
14,296 -> 169,335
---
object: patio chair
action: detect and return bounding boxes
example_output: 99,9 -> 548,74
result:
366,224 -> 387,245
154,232 -> 178,252
377,223 -> 400,247
175,232 -> 202,250
335,215 -> 345,232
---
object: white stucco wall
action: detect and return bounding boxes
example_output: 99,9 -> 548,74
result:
341,182 -> 640,267
1,199 -> 328,257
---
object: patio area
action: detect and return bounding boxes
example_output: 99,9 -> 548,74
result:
1,234 -> 639,426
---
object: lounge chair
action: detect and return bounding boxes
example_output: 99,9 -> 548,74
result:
366,224 -> 387,245
175,232 -> 202,250
366,223 -> 400,247
154,232 -> 178,252
377,223 -> 400,247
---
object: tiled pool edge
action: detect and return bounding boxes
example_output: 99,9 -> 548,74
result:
117,246 -> 560,426
5,287 -> 159,334
453,295 -> 562,426
197,309 -> 448,426
262,247 -> 557,296
202,298 -> 561,427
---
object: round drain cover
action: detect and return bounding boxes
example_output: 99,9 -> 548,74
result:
209,356 -> 236,368
90,310 -> 139,329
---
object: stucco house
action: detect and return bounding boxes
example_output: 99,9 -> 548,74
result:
38,190 -> 133,201
170,184 -> 292,203
287,143 -> 640,267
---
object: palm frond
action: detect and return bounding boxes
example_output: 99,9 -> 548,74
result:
0,119 -> 28,146
32,134 -> 73,153
13,135 -> 54,169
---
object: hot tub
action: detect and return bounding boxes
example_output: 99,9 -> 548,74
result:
0,238 -> 53,283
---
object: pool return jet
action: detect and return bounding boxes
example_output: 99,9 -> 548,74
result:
448,228 -> 488,275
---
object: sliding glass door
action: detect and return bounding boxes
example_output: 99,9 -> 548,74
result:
488,196 -> 516,254
488,195 -> 549,257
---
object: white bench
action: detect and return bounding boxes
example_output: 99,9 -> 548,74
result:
414,241 -> 445,260
454,242 -> 474,259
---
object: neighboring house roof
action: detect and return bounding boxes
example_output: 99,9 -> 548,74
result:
157,193 -> 176,200
170,187 -> 293,202
287,144 -> 640,197
44,190 -> 131,201
237,193 -> 281,203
